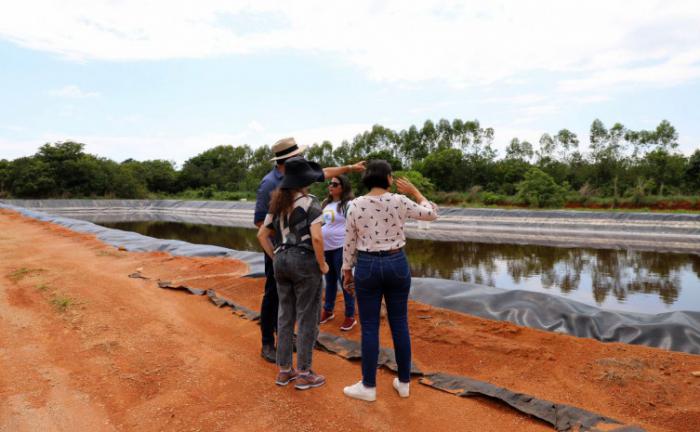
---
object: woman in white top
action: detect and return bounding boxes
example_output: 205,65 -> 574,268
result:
341,160 -> 438,402
320,175 -> 357,331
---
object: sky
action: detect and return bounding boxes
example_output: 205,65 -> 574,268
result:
0,0 -> 699,166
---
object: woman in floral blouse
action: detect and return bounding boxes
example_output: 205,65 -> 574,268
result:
341,160 -> 438,402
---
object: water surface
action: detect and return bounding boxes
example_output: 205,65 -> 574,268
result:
101,221 -> 700,314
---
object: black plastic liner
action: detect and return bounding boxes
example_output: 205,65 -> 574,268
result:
411,278 -> 700,355
2,202 -> 699,355
420,373 -> 644,432
0,203 -> 265,276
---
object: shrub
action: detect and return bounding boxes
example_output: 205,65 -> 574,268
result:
516,167 -> 568,208
479,191 -> 508,205
393,170 -> 435,194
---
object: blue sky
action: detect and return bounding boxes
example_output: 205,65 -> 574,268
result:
1,1 -> 699,165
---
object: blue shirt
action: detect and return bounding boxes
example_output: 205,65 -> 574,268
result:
254,167 -> 284,224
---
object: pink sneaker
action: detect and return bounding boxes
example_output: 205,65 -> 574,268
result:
340,316 -> 356,331
320,310 -> 335,324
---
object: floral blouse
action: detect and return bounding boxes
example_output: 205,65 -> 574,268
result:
342,192 -> 438,270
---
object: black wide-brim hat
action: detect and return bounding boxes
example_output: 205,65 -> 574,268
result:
280,156 -> 324,189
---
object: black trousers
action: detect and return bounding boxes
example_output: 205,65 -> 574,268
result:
260,253 -> 278,346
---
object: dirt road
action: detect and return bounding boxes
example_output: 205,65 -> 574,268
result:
1,209 -> 698,431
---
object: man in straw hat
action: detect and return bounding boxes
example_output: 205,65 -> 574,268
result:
254,137 -> 365,363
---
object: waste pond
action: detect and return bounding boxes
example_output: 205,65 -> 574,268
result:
101,221 -> 700,314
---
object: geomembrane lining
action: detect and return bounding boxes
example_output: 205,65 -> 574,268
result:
4,199 -> 700,255
2,202 -> 699,356
411,278 -> 700,355
420,373 -> 645,432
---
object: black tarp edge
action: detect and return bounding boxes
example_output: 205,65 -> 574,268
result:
420,373 -> 644,432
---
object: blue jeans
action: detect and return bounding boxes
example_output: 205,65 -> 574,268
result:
354,250 -> 411,387
323,248 -> 355,317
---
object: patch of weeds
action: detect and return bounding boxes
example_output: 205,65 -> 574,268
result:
36,283 -> 50,292
50,294 -> 74,313
8,268 -> 33,282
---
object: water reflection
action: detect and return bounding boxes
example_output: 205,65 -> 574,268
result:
107,221 -> 263,253
405,240 -> 699,307
102,221 -> 700,312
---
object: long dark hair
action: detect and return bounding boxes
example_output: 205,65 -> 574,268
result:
269,187 -> 304,219
322,175 -> 354,215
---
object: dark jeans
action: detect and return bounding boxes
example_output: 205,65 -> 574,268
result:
355,250 -> 412,387
260,253 -> 278,347
274,247 -> 323,371
323,248 -> 355,317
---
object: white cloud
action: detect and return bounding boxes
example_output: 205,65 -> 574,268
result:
558,52 -> 700,93
49,84 -> 100,98
482,94 -> 548,106
1,1 -> 699,89
247,120 -> 265,133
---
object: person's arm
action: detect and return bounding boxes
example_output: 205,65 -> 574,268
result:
257,224 -> 275,259
395,178 -> 438,221
322,160 -> 366,180
341,202 -> 358,294
310,222 -> 329,274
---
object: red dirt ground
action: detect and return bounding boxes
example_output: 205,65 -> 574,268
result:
1,209 -> 699,431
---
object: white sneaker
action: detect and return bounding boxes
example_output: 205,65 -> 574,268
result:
393,378 -> 410,398
343,381 -> 376,402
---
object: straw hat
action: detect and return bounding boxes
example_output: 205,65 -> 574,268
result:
270,137 -> 307,161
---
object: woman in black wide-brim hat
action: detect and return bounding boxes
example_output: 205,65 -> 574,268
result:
257,156 -> 330,390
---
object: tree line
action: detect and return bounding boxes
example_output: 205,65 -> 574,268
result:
1,118 -> 699,208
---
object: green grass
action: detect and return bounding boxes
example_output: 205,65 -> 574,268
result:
36,283 -> 49,292
7,267 -> 40,282
50,294 -> 74,312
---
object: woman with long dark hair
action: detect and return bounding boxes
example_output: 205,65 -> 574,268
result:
319,175 -> 357,331
341,160 -> 438,402
257,156 -> 329,390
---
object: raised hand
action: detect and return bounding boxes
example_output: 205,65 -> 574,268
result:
395,177 -> 418,197
349,161 -> 366,172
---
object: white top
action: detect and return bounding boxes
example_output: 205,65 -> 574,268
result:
321,201 -> 347,251
342,193 -> 438,270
